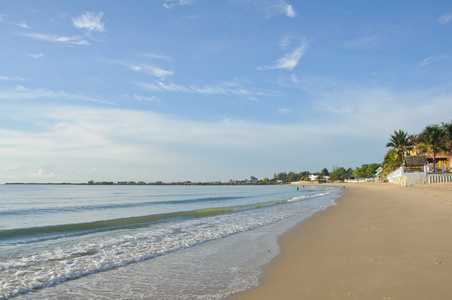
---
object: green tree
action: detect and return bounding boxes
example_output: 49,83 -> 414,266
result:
353,164 -> 368,178
442,122 -> 452,155
329,166 -> 346,182
367,163 -> 381,176
300,171 -> 310,181
416,125 -> 449,172
288,172 -> 300,182
385,129 -> 411,165
382,148 -> 399,175
319,168 -> 329,177
274,172 -> 288,181
354,163 -> 381,178
250,176 -> 258,182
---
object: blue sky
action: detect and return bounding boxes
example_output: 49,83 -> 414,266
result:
1,0 -> 452,183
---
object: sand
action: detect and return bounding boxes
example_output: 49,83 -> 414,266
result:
233,182 -> 452,300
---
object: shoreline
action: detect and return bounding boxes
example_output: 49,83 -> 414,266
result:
232,182 -> 452,299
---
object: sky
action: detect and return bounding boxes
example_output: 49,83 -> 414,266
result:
1,0 -> 452,183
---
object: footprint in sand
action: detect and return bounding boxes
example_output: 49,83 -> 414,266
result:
366,226 -> 378,231
433,258 -> 442,264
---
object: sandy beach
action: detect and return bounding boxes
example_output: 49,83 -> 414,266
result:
233,182 -> 452,300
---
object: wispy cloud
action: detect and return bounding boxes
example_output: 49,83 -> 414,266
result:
17,22 -> 31,29
161,0 -> 195,9
131,65 -> 174,78
131,94 -> 161,102
234,0 -> 296,18
0,75 -> 24,81
140,53 -> 173,61
111,60 -> 174,78
22,32 -> 90,45
438,13 -> 452,25
30,168 -> 56,178
0,15 -> 31,28
343,36 -> 378,49
278,34 -> 296,49
0,85 -> 112,105
72,12 -> 105,32
25,52 -> 45,58
419,54 -> 452,66
277,108 -> 290,113
138,80 -> 272,99
257,41 -> 308,71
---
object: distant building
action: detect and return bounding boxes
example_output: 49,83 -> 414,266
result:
309,173 -> 319,181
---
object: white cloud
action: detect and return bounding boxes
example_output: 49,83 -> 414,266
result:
438,13 -> 452,25
139,81 -> 190,93
23,32 -> 90,45
17,22 -> 31,29
132,64 -> 174,78
0,16 -> 31,28
138,80 -> 272,98
0,75 -> 24,81
343,36 -> 378,49
132,94 -> 160,102
258,41 -> 308,71
419,55 -> 452,66
0,85 -> 112,105
162,0 -> 195,9
229,0 -> 295,18
140,53 -> 173,61
30,168 -> 56,178
110,60 -> 173,78
285,4 -> 295,18
25,52 -> 45,58
72,12 -> 105,32
278,33 -> 296,48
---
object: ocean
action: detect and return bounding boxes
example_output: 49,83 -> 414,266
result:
0,184 -> 342,299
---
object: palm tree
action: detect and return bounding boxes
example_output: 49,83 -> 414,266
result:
442,122 -> 452,148
385,129 -> 411,164
382,148 -> 401,175
441,122 -> 452,171
416,125 -> 449,172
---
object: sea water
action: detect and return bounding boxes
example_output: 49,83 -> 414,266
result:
0,184 -> 342,299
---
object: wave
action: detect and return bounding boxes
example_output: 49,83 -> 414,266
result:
0,195 -> 251,217
0,199 -> 282,243
0,190 -> 337,243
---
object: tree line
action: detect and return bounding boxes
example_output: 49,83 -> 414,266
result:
250,163 -> 381,183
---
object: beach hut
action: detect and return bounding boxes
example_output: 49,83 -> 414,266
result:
404,155 -> 427,173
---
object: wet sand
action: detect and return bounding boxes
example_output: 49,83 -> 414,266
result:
233,183 -> 452,300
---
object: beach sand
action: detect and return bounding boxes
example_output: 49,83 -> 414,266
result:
233,182 -> 452,300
